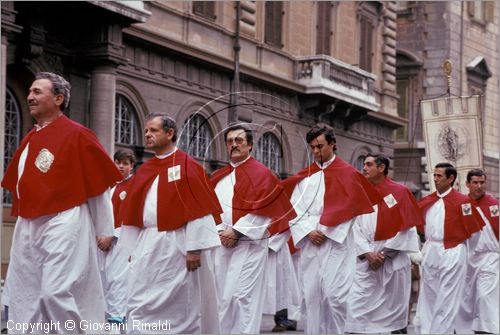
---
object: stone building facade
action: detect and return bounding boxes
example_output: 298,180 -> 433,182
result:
395,1 -> 499,197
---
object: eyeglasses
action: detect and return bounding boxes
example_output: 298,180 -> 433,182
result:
226,137 -> 246,145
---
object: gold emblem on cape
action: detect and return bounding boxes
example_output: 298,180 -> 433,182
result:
461,203 -> 472,216
35,148 -> 55,173
383,194 -> 397,208
119,191 -> 127,200
490,205 -> 499,217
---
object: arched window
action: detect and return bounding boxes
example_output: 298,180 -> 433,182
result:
179,114 -> 213,159
3,88 -> 21,205
115,94 -> 140,146
353,154 -> 366,172
256,132 -> 282,175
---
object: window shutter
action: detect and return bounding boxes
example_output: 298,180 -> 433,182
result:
484,1 -> 494,22
316,2 -> 332,55
265,1 -> 283,48
467,1 -> 475,16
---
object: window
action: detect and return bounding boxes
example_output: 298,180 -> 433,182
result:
468,1 -> 495,23
255,132 -> 282,174
396,78 -> 409,140
115,94 -> 140,146
193,1 -> 216,20
358,2 -> 380,72
3,88 -> 21,205
316,2 -> 332,55
265,1 -> 283,48
179,114 -> 213,159
353,154 -> 366,172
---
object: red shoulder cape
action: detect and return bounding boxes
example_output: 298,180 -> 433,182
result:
281,156 -> 382,227
1,115 -> 122,218
472,194 -> 499,241
111,176 -> 133,229
210,157 -> 297,235
418,188 -> 484,249
373,177 -> 424,241
121,149 -> 223,231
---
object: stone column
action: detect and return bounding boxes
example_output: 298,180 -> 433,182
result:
89,65 -> 116,155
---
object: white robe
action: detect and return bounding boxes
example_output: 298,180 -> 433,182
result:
262,231 -> 302,320
345,205 -> 420,333
455,206 -> 499,333
121,164 -> 221,334
213,162 -> 271,334
415,188 -> 467,334
6,143 -> 113,334
97,185 -> 130,319
289,157 -> 357,334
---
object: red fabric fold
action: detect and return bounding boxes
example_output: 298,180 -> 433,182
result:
418,188 -> 484,249
282,156 -> 382,227
2,115 -> 122,218
472,194 -> 499,241
210,157 -> 297,236
121,149 -> 223,231
111,177 -> 133,229
373,177 -> 424,241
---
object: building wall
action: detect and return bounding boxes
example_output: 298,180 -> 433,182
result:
395,1 -> 499,197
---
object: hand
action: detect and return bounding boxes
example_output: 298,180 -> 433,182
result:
219,229 -> 239,248
186,252 -> 201,272
97,236 -> 114,251
307,230 -> 327,246
364,251 -> 385,271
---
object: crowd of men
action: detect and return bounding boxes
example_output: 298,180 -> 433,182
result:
1,72 -> 498,334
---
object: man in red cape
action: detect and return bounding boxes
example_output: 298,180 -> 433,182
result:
281,123 -> 381,334
415,162 -> 484,334
210,123 -> 296,334
456,169 -> 499,334
1,72 -> 122,331
345,153 -> 421,334
98,149 -> 136,327
118,113 -> 223,333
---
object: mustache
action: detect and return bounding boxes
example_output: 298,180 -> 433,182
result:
230,147 -> 240,155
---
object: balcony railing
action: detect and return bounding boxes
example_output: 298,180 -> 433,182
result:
296,55 -> 379,112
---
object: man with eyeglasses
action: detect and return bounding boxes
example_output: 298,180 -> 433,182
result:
210,123 -> 296,334
282,123 -> 381,334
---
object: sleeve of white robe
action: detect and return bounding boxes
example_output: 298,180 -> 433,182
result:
268,230 -> 291,252
385,226 -> 420,253
353,212 -> 374,256
186,214 -> 222,251
86,188 -> 114,237
289,184 -> 317,246
232,213 -> 271,240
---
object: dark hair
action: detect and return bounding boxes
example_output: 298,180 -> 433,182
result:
466,168 -> 486,182
224,123 -> 254,146
114,149 -> 136,165
306,123 -> 337,145
365,153 -> 390,176
146,113 -> 177,142
35,72 -> 71,112
435,162 -> 457,186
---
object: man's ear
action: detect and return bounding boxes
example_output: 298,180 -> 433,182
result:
54,94 -> 64,107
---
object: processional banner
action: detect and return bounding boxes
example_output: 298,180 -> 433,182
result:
421,95 -> 483,194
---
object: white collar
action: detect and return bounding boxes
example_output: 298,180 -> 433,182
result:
315,154 -> 336,170
230,155 -> 252,168
156,147 -> 177,159
437,187 -> 453,198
